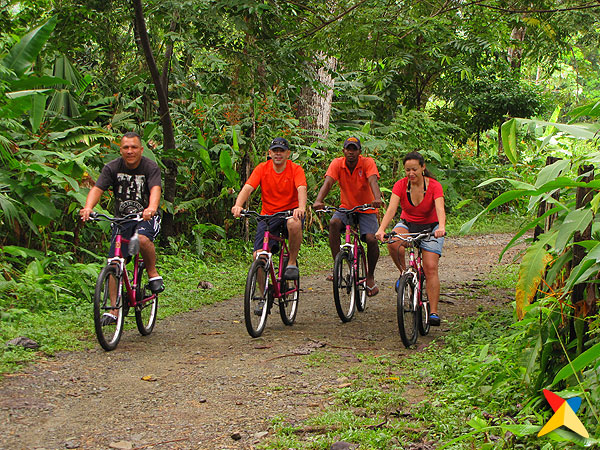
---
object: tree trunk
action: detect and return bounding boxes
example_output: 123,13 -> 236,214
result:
507,26 -> 526,70
297,52 -> 337,141
132,0 -> 177,239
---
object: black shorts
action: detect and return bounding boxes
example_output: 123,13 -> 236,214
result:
109,215 -> 161,258
253,216 -> 288,253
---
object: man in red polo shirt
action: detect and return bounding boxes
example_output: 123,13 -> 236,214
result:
231,137 -> 307,280
313,136 -> 382,296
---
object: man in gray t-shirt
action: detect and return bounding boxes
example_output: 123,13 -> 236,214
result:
80,132 -> 164,324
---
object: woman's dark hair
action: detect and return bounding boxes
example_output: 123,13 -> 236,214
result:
403,151 -> 435,179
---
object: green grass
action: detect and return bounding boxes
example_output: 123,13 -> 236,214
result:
447,212 -> 532,236
261,306 -> 579,449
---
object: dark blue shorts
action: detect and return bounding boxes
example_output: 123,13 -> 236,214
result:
109,215 -> 161,258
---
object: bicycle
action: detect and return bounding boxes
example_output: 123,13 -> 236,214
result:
316,204 -> 374,322
89,212 -> 159,351
384,230 -> 435,348
240,210 -> 300,338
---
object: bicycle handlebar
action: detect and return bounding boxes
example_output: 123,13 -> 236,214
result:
89,212 -> 144,224
314,204 -> 374,214
383,230 -> 440,244
239,210 -> 293,221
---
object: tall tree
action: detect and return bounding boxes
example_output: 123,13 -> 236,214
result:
131,0 -> 177,237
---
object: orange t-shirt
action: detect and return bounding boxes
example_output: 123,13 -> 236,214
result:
325,155 -> 379,211
246,159 -> 307,215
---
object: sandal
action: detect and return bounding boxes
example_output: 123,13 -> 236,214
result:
366,284 -> 379,297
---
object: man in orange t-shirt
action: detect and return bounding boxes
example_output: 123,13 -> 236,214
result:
313,136 -> 382,296
232,137 -> 307,280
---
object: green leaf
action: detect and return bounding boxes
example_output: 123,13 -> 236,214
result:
501,118 -> 518,165
535,159 -> 571,189
219,148 -> 238,186
30,93 -> 46,132
563,243 -> 600,291
515,231 -> 555,319
1,17 -> 58,77
232,126 -> 239,152
1,245 -> 45,259
23,192 -> 60,219
554,209 -> 593,252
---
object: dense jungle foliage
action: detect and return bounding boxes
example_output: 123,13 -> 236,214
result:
1,0 -> 600,447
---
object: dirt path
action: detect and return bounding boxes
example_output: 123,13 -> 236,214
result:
0,234 -> 522,450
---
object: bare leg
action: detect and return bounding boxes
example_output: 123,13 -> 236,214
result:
364,233 -> 379,289
328,218 -> 343,260
286,217 -> 302,267
139,235 -> 159,278
422,250 -> 441,315
387,227 -> 408,273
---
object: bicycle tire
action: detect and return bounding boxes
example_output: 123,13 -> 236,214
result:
279,258 -> 299,325
135,262 -> 158,336
418,277 -> 430,336
397,272 -> 418,348
355,246 -> 367,312
333,250 -> 356,322
93,264 -> 125,351
244,258 -> 270,337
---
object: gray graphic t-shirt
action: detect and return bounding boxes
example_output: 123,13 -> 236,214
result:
95,156 -> 162,217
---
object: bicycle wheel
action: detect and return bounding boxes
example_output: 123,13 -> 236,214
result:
135,262 -> 158,336
93,264 -> 125,351
418,277 -> 430,336
279,258 -> 299,325
333,250 -> 355,322
397,272 -> 418,348
244,258 -> 270,337
355,246 -> 367,312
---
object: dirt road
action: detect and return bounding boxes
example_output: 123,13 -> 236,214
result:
0,234 -> 520,450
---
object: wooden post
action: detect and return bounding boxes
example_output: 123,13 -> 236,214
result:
533,157 -> 561,240
571,164 -> 595,351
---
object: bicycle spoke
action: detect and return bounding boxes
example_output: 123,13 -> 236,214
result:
244,259 -> 270,337
333,251 -> 356,322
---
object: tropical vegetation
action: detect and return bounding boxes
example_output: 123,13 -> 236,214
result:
1,0 -> 599,447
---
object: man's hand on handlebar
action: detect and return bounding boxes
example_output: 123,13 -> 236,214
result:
231,205 -> 243,218
79,207 -> 94,222
293,207 -> 305,221
142,207 -> 157,221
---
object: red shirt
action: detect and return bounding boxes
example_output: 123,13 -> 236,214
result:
325,155 -> 379,212
246,159 -> 307,215
392,177 -> 443,224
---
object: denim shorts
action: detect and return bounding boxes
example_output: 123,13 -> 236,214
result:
393,220 -> 444,256
332,211 -> 378,237
109,215 -> 161,258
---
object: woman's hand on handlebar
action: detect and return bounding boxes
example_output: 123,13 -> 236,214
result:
375,229 -> 387,242
434,227 -> 446,238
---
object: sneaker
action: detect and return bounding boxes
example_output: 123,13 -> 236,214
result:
100,312 -> 117,326
429,313 -> 441,326
147,276 -> 165,294
254,300 -> 265,316
284,265 -> 299,280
